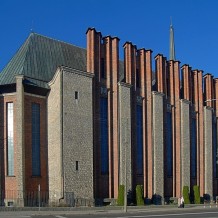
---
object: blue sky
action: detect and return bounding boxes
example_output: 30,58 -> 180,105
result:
0,0 -> 218,77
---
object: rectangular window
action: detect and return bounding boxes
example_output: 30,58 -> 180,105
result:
100,97 -> 108,174
166,112 -> 173,177
166,64 -> 170,98
76,161 -> 79,171
32,103 -> 41,176
191,118 -> 197,178
101,58 -> 106,79
7,102 -> 14,176
136,69 -> 140,88
75,91 -> 79,100
136,105 -> 143,174
213,117 -> 218,178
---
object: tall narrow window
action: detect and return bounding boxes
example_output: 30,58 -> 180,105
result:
213,117 -> 218,178
166,111 -> 173,177
75,91 -> 79,100
136,105 -> 143,174
101,58 -> 105,79
32,103 -> 41,176
136,69 -> 140,88
7,102 -> 14,176
100,97 -> 108,174
191,118 -> 197,178
76,161 -> 79,171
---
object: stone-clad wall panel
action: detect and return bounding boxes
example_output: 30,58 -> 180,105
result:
204,106 -> 213,199
118,82 -> 132,194
62,69 -> 94,199
48,70 -> 63,200
180,99 -> 190,189
152,91 -> 164,200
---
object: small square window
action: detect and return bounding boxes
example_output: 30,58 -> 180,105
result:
75,91 -> 79,100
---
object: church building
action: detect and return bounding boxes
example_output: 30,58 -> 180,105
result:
0,26 -> 218,206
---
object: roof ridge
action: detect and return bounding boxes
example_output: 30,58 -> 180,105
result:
0,34 -> 30,73
31,32 -> 87,51
21,33 -> 32,76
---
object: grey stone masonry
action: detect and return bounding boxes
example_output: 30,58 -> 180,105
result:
204,106 -> 213,200
62,67 -> 94,200
152,91 -> 164,201
118,82 -> 132,195
48,69 -> 63,203
180,99 -> 191,189
15,75 -> 25,206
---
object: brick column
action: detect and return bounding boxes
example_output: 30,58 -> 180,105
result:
192,70 -> 199,187
214,79 -> 218,117
181,65 -> 191,100
174,61 -> 181,197
168,60 -> 181,197
198,70 -> 205,196
86,27 -> 102,78
86,28 -> 102,199
180,65 -> 191,192
111,37 -> 119,199
145,49 -> 153,200
15,75 -> 25,206
204,106 -> 213,200
123,42 -> 132,84
168,60 -> 175,196
123,42 -> 137,199
104,36 -> 113,198
138,48 -> 147,198
214,79 -> 218,196
155,54 -> 165,93
104,35 -> 120,198
204,74 -> 214,108
152,91 -> 164,203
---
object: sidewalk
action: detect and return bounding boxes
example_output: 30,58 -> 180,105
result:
0,204 -> 210,216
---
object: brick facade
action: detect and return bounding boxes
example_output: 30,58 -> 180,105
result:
1,27 -> 218,206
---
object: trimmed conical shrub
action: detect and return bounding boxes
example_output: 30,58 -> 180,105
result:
117,185 -> 125,206
182,186 -> 190,204
136,185 -> 144,206
193,185 -> 200,204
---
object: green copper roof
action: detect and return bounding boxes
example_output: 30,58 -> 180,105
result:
0,33 -> 87,88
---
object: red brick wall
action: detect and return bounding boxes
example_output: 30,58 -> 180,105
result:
24,94 -> 48,192
0,96 -> 4,190
3,95 -> 18,196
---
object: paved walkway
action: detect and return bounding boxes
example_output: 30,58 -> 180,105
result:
0,204 -> 213,216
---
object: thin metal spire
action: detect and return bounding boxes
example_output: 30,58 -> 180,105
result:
30,20 -> 34,33
169,17 -> 176,60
